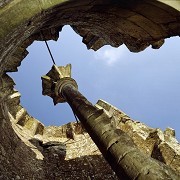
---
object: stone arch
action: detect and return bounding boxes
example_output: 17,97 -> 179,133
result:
0,0 -> 180,179
0,0 -> 180,73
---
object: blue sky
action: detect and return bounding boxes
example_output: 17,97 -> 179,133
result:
10,26 -> 180,140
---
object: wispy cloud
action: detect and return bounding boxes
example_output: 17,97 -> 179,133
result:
94,45 -> 127,66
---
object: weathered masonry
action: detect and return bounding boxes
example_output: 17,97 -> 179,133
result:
0,0 -> 180,179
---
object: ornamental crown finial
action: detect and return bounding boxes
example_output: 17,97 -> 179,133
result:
41,64 -> 78,105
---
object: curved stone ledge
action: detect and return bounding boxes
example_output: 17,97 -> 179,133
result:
0,73 -> 118,179
0,0 -> 180,74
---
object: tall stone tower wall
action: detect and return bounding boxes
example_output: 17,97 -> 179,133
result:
0,0 -> 180,179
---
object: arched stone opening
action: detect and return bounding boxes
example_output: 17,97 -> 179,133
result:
0,0 -> 180,179
0,0 -> 180,73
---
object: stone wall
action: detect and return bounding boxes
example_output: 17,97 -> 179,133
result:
0,73 -> 118,179
0,73 -> 179,179
96,100 -> 180,174
0,0 -> 180,179
0,0 -> 180,74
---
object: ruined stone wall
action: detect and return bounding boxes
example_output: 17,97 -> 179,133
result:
0,0 -> 180,179
0,0 -> 180,73
0,78 -> 44,179
96,100 -> 180,174
0,73 -> 118,179
0,73 -> 179,179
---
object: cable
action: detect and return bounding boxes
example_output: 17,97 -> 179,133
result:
72,109 -> 79,123
44,40 -> 56,65
72,109 -> 86,137
41,31 -> 56,65
41,31 -> 79,125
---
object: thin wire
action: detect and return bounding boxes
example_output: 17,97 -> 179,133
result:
44,40 -> 56,65
72,109 -> 79,123
72,109 -> 86,137
41,31 -> 79,125
41,31 -> 56,64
